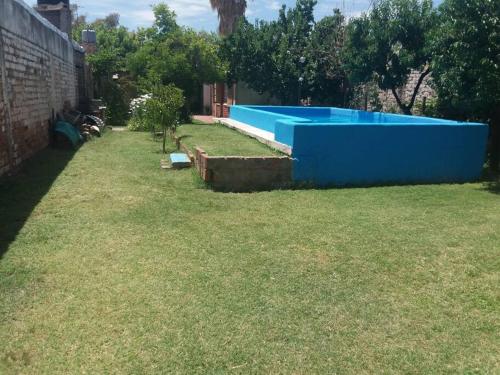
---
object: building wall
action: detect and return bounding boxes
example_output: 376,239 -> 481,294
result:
0,0 -> 81,176
235,82 -> 280,106
374,70 -> 435,114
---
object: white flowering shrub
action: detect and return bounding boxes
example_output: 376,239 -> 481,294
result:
127,93 -> 153,131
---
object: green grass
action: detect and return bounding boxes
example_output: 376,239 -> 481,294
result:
177,122 -> 281,156
0,130 -> 499,374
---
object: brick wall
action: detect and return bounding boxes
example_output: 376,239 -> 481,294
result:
375,69 -> 435,114
195,147 -> 293,192
0,0 -> 82,176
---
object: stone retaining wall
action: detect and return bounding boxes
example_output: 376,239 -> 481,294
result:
195,147 -> 293,192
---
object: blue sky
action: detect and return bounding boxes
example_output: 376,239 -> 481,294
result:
33,0 -> 443,32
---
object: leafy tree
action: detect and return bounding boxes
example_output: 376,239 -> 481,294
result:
144,85 -> 185,153
343,0 -> 437,114
222,0 -> 347,105
310,10 -> 347,105
127,4 -> 225,117
431,0 -> 500,170
72,12 -> 139,124
152,4 -> 179,36
101,80 -> 129,126
102,13 -> 120,29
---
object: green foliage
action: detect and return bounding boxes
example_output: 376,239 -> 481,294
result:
430,0 -> 500,169
348,82 -> 383,112
310,10 -> 347,105
152,3 -> 179,36
143,85 -> 185,153
343,0 -> 437,114
74,15 -> 137,77
221,0 -> 347,105
127,117 -> 147,132
127,5 -> 225,117
413,97 -> 440,118
72,13 -> 139,125
102,81 -> 129,126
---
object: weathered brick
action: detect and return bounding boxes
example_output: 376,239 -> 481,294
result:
0,0 -> 87,176
194,147 -> 293,192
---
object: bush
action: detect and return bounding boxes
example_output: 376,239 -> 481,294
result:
103,81 -> 130,126
127,94 -> 152,131
145,85 -> 184,153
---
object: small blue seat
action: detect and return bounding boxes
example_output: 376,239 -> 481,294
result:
170,153 -> 191,169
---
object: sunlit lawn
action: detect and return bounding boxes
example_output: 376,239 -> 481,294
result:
0,129 -> 498,374
176,121 -> 281,156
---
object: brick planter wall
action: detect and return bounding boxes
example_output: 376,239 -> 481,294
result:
195,147 -> 292,192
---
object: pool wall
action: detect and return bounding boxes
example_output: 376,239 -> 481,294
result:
230,106 -> 489,186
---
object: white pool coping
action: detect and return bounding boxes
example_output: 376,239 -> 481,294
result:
215,118 -> 292,156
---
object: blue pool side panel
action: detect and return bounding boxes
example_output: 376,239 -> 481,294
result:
229,105 -> 489,186
291,124 -> 488,186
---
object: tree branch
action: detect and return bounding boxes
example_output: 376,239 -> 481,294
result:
390,86 -> 410,115
408,66 -> 431,111
390,66 -> 431,115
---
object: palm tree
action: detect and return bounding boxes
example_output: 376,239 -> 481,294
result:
210,0 -> 247,36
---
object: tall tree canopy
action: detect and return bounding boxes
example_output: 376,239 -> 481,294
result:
343,0 -> 437,114
221,0 -> 347,105
431,0 -> 500,170
72,12 -> 139,125
210,0 -> 247,35
127,4 -> 225,116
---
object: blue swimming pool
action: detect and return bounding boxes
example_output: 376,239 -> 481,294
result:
230,105 -> 489,186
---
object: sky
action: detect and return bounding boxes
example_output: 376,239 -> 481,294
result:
31,0 -> 443,32
51,0 -> 441,32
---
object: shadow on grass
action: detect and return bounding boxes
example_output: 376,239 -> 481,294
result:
480,179 -> 500,195
0,148 -> 75,259
477,167 -> 500,195
190,120 -> 215,126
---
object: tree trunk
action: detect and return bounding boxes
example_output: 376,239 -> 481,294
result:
390,67 -> 431,116
162,128 -> 167,154
390,87 -> 412,115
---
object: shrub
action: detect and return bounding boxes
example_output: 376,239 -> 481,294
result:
143,85 -> 185,153
127,94 -> 152,131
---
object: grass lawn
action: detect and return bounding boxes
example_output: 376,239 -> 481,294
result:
176,121 -> 281,156
0,129 -> 499,374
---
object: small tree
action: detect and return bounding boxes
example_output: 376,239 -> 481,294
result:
343,0 -> 437,115
144,85 -> 185,154
431,0 -> 500,171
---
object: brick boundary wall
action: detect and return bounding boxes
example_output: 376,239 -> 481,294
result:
376,70 -> 435,114
195,147 -> 293,192
0,0 -> 84,176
